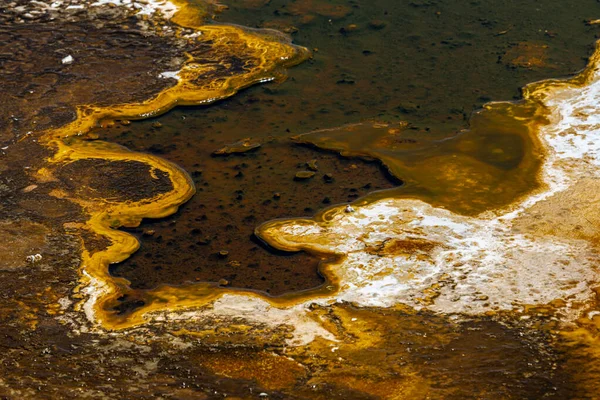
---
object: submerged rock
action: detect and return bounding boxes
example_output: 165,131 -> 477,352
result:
502,42 -> 551,69
294,171 -> 316,180
218,250 -> 229,258
212,138 -> 262,155
368,20 -> 387,30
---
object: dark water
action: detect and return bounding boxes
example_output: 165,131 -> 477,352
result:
104,0 -> 599,298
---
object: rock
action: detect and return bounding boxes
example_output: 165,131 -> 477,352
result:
295,171 -> 316,180
368,20 -> 387,30
307,159 -> 318,171
197,237 -> 211,245
212,138 -> 262,155
61,55 -> 74,64
26,253 -> 42,263
22,184 -> 37,193
262,19 -> 298,34
340,24 -> 359,35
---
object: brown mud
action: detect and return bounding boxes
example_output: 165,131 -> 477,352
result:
110,139 -> 395,295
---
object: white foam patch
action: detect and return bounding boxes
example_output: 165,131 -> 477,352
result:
544,77 -> 600,167
284,199 -> 597,316
80,269 -> 109,326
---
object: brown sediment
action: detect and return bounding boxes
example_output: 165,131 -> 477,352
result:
108,138 -> 393,295
212,137 -> 263,155
193,349 -> 308,390
268,304 -> 570,399
558,305 -> 600,396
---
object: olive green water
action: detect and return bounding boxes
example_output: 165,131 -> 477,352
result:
104,0 -> 599,299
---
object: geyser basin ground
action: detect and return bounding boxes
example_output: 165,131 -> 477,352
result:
2,0 -> 600,398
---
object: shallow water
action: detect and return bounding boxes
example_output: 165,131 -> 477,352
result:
106,0 -> 597,297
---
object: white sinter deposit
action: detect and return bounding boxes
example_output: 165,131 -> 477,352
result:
89,0 -> 179,18
17,0 -> 181,19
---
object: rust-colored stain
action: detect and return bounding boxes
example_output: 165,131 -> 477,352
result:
502,42 -> 551,69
